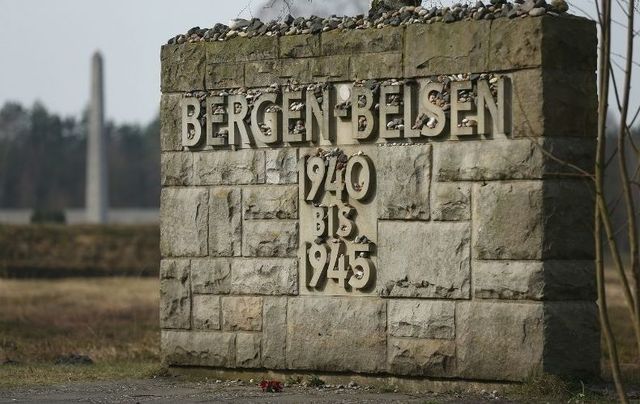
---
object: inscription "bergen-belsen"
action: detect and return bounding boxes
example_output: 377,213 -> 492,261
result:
180,77 -> 511,147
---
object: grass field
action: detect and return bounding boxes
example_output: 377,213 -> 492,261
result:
0,277 -> 161,389
0,272 -> 637,396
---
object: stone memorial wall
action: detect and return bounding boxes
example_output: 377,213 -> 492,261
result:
159,13 -> 599,383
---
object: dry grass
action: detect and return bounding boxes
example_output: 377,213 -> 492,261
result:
0,277 -> 160,388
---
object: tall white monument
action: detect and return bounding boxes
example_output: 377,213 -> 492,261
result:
86,51 -> 108,223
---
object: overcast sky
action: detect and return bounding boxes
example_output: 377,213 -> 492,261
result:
0,0 -> 632,125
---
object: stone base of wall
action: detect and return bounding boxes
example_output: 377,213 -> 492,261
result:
165,366 -> 510,394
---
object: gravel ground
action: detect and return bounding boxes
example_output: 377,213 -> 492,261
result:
0,378 -> 517,404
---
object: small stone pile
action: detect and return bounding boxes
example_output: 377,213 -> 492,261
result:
167,0 -> 570,45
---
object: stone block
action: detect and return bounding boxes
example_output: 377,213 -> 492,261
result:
206,36 -> 278,63
190,258 -> 231,294
231,258 -> 298,295
243,186 -> 298,220
387,338 -> 456,377
161,44 -> 206,92
378,221 -> 471,299
160,259 -> 191,329
321,26 -> 402,55
456,301 -> 544,381
404,20 -> 491,77
474,180 -> 594,260
266,148 -> 298,184
541,17 -> 597,73
286,297 -> 386,373
474,261 -> 544,300
160,188 -> 208,257
236,333 -> 261,368
206,62 -> 245,89
543,301 -> 599,379
310,55 -> 350,82
160,94 -> 183,152
192,294 -> 220,330
474,260 -> 596,301
542,69 -> 597,137
350,53 -> 402,80
243,221 -> 298,258
431,183 -> 470,221
542,180 -> 594,259
433,138 -> 596,181
222,296 -> 263,331
245,58 -> 311,87
193,150 -> 265,186
280,34 -> 320,58
377,145 -> 431,220
209,188 -> 242,257
161,152 -> 193,186
510,69 -> 544,138
388,300 -> 454,339
161,330 -> 235,367
473,182 -> 543,260
487,17 -> 543,71
262,297 -> 287,369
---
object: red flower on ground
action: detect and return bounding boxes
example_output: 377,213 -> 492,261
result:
259,380 -> 284,393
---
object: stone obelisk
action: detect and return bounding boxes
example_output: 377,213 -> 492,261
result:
86,51 -> 108,223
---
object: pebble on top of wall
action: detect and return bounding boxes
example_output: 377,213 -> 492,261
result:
160,3 -> 599,386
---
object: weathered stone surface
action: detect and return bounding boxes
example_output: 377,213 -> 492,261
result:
161,152 -> 193,186
378,221 -> 471,299
231,258 -> 298,296
160,94 -> 182,152
542,17 -> 597,73
190,258 -> 231,294
388,300 -> 454,339
388,338 -> 456,377
404,20 -> 491,77
222,296 -> 263,331
243,221 -> 298,258
473,182 -> 543,260
456,302 -> 544,381
206,36 -> 278,63
162,330 -> 235,367
322,26 -> 402,55
286,297 -> 386,373
266,148 -> 298,184
475,260 -> 596,301
236,333 -> 261,368
542,70 -> 597,137
206,62 -> 245,89
209,188 -> 242,257
245,59 -> 310,88
161,44 -> 206,92
431,183 -> 470,221
193,150 -> 265,185
351,53 -> 402,80
544,261 -> 596,300
510,69 -> 544,138
160,259 -> 191,329
377,145 -> 431,220
262,297 -> 287,369
542,180 -> 595,259
160,188 -> 208,257
487,18 -> 542,71
243,186 -> 298,220
280,34 -> 320,58
543,301 -> 599,378
192,294 -> 220,330
434,138 -> 596,181
474,261 -> 544,300
433,140 -> 542,181
310,56 -> 350,82
474,181 -> 594,260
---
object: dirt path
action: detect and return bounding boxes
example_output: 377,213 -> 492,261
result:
0,378 -> 515,403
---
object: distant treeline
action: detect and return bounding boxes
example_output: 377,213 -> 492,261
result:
0,101 -> 159,209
